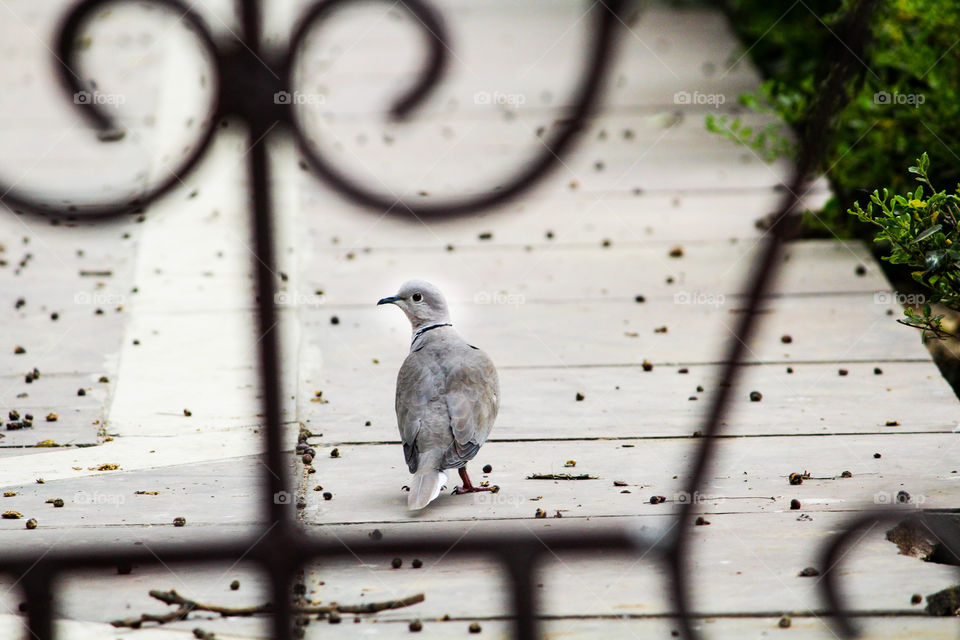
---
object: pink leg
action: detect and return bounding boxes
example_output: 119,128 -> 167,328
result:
452,466 -> 498,494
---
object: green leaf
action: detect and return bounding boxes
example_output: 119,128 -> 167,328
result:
913,224 -> 942,243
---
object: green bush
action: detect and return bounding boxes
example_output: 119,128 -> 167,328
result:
849,153 -> 960,338
711,0 -> 960,238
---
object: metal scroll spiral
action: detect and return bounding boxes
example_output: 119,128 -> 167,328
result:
0,0 -> 626,220
2,1 -> 954,639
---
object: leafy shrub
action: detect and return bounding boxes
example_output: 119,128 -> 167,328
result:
711,0 -> 960,238
848,153 -> 960,337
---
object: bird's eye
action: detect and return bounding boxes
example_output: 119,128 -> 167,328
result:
411,293 -> 423,303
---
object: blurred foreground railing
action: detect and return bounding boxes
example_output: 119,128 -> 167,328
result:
2,1 -> 947,638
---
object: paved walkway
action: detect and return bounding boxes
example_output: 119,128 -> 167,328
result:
0,1 -> 957,639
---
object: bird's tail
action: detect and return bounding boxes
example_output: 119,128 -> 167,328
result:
408,469 -> 447,510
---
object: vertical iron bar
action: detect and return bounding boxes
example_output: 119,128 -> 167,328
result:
24,571 -> 53,640
238,1 -> 292,638
506,553 -> 539,640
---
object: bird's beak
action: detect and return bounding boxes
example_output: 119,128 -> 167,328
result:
377,296 -> 399,306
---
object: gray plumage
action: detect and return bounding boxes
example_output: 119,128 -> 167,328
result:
378,280 -> 499,509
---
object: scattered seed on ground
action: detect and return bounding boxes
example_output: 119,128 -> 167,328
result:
412,559 -> 423,568
482,464 -> 492,473
575,392 -> 585,401
778,616 -> 791,628
790,499 -> 801,510
409,619 -> 422,632
173,517 -> 186,527
230,580 -> 240,590
25,518 -> 37,530
798,567 -> 820,577
749,391 -> 762,402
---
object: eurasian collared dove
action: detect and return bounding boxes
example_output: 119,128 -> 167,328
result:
378,280 -> 500,510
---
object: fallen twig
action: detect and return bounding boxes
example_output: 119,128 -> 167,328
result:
110,589 -> 425,628
526,473 -> 598,480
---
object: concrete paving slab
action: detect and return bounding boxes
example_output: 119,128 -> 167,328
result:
301,361 -> 959,443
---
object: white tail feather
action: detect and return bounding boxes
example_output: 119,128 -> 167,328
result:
408,470 -> 446,510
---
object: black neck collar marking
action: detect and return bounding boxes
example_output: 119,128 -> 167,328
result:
412,322 -> 451,344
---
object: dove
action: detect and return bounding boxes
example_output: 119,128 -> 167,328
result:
378,280 -> 500,510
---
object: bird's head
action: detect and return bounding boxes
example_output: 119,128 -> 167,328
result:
377,279 -> 451,329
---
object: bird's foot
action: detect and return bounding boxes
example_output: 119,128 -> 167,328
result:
453,484 -> 499,495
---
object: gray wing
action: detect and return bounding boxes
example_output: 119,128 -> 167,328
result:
395,350 -> 448,473
441,344 -> 499,468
